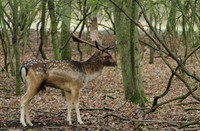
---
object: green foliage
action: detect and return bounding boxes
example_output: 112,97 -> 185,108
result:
87,0 -> 99,6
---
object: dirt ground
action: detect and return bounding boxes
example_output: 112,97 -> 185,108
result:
0,31 -> 200,131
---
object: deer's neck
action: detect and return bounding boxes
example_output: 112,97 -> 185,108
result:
82,57 -> 104,82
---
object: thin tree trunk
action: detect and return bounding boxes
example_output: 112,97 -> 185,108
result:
0,1 -> 15,75
11,0 -> 21,95
0,27 -> 8,73
166,0 -> 177,35
166,0 -> 178,54
38,0 -> 47,59
149,8 -> 154,64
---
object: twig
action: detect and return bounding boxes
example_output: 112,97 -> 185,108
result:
178,121 -> 200,129
103,94 -> 116,99
115,101 -> 128,112
0,106 -> 18,109
79,107 -> 115,111
103,113 -> 130,121
175,101 -> 200,106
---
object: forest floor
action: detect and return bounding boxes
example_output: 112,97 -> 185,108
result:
0,31 -> 200,131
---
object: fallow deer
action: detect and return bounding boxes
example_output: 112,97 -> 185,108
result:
19,33 -> 116,126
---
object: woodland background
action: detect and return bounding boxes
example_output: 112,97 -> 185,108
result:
0,0 -> 200,130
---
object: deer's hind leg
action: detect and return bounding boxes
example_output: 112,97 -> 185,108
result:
20,78 -> 44,126
20,87 -> 37,126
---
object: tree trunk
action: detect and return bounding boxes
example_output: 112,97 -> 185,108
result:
114,0 -> 147,106
149,7 -> 154,64
60,0 -> 71,60
166,0 -> 178,55
166,0 -> 177,36
12,0 -> 21,96
48,0 -> 61,60
38,0 -> 47,59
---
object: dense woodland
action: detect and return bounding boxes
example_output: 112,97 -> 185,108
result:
0,0 -> 200,130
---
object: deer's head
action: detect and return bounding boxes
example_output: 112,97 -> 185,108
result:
92,51 -> 116,66
71,33 -> 117,67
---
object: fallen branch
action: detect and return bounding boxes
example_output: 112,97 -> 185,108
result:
148,84 -> 198,113
184,108 -> 200,111
103,113 -> 199,128
0,105 -> 114,112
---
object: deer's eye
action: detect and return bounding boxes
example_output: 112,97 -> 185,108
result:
104,56 -> 110,59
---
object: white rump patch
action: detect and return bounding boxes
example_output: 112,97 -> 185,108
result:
21,67 -> 27,83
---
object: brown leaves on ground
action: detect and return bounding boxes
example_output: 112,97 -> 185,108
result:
0,31 -> 200,130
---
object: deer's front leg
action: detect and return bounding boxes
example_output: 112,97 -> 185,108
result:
65,91 -> 72,125
72,89 -> 83,124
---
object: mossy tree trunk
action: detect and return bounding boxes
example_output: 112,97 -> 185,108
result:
114,0 -> 147,106
48,0 -> 61,60
60,0 -> 71,60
